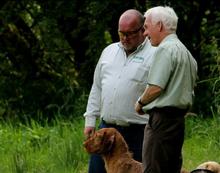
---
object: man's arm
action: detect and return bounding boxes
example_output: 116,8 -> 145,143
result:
135,85 -> 162,115
83,60 -> 102,137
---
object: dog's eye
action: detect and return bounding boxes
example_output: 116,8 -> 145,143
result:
97,135 -> 103,141
94,133 -> 103,142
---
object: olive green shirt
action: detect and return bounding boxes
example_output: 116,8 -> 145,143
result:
143,34 -> 197,111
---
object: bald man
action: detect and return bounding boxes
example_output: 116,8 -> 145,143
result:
83,9 -> 156,173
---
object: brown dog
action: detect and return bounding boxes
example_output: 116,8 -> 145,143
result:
83,127 -> 143,173
195,161 -> 220,173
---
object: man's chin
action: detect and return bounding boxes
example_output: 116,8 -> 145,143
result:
149,40 -> 158,47
125,47 -> 136,53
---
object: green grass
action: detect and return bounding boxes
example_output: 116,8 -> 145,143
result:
182,115 -> 220,171
0,117 -> 89,173
0,115 -> 219,172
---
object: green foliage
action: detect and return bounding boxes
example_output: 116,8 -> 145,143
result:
0,115 -> 220,172
0,117 -> 88,173
183,116 -> 220,171
0,0 -> 81,120
0,0 -> 220,120
194,10 -> 220,116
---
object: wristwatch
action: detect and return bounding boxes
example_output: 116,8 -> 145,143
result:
138,97 -> 146,106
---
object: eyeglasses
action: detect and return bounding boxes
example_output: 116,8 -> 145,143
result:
118,25 -> 143,38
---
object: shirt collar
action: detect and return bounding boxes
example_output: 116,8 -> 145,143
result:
160,33 -> 177,45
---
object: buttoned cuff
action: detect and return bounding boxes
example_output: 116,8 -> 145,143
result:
85,116 -> 97,127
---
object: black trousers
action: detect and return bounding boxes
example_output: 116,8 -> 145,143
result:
142,107 -> 187,173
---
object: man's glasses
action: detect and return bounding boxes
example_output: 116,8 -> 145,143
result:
118,25 -> 143,38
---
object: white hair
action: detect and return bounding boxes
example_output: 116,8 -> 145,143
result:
144,6 -> 178,33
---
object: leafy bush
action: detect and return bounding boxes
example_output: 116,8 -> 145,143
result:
193,11 -> 220,116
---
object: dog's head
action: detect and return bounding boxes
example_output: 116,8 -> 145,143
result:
83,128 -> 117,154
192,161 -> 220,173
191,169 -> 215,173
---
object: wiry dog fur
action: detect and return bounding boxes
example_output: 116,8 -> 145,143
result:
83,128 -> 143,173
196,161 -> 220,173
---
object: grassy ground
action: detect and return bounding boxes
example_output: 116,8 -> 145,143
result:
182,115 -> 220,171
0,117 -> 89,173
0,115 -> 219,172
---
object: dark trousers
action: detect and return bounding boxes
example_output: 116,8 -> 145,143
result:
88,120 -> 145,173
142,107 -> 187,173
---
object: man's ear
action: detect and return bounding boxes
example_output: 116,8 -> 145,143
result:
157,21 -> 163,32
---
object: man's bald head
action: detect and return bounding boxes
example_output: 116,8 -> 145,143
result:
119,9 -> 144,27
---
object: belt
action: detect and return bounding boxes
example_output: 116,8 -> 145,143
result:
147,106 -> 188,117
101,119 -> 146,129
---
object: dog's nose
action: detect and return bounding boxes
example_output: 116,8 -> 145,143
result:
83,141 -> 88,150
83,140 -> 87,146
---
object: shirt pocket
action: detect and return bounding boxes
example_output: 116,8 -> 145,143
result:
130,64 -> 150,84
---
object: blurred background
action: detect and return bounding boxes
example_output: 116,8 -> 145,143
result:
0,0 -> 219,122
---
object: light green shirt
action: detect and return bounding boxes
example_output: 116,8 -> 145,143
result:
143,34 -> 197,111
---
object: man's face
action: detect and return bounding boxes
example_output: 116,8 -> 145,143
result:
143,16 -> 160,46
118,21 -> 144,52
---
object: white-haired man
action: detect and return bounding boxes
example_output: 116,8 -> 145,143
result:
135,6 -> 197,173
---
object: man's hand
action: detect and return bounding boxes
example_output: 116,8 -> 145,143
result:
135,85 -> 162,115
84,126 -> 95,139
135,101 -> 145,115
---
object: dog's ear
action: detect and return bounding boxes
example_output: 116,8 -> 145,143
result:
101,132 -> 115,153
109,134 -> 115,143
106,134 -> 115,151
